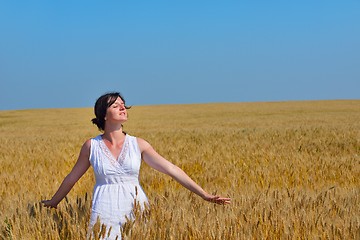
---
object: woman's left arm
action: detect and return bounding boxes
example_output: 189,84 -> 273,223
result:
138,138 -> 231,205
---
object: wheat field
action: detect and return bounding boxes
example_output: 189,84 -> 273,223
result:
0,100 -> 359,239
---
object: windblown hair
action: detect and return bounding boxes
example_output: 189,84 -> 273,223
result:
91,92 -> 131,131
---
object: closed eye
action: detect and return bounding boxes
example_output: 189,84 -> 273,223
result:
112,103 -> 125,108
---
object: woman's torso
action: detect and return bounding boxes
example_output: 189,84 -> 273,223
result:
88,134 -> 148,239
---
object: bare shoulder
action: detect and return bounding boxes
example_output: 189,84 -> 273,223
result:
83,139 -> 92,148
136,137 -> 152,153
79,139 -> 92,154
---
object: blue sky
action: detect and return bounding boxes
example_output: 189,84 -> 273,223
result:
1,1 -> 359,110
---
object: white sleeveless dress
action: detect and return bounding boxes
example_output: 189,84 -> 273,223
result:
88,134 -> 149,239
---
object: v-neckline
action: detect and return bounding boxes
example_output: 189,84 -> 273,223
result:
100,134 -> 127,162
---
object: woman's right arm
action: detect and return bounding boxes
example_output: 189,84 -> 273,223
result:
42,139 -> 91,208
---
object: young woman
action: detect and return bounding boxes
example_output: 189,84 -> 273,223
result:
42,92 -> 231,239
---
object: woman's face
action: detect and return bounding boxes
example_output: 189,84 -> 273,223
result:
105,97 -> 128,124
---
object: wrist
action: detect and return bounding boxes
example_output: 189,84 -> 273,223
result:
49,198 -> 59,207
200,191 -> 211,200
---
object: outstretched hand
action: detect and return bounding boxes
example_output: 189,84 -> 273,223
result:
203,195 -> 231,205
41,199 -> 57,209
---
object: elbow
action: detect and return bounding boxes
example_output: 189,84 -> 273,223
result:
166,164 -> 183,178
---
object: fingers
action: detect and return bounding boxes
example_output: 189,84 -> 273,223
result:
216,198 -> 231,205
208,196 -> 231,205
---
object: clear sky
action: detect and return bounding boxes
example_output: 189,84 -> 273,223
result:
1,1 -> 359,110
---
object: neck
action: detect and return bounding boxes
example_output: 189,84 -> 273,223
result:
103,124 -> 126,143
